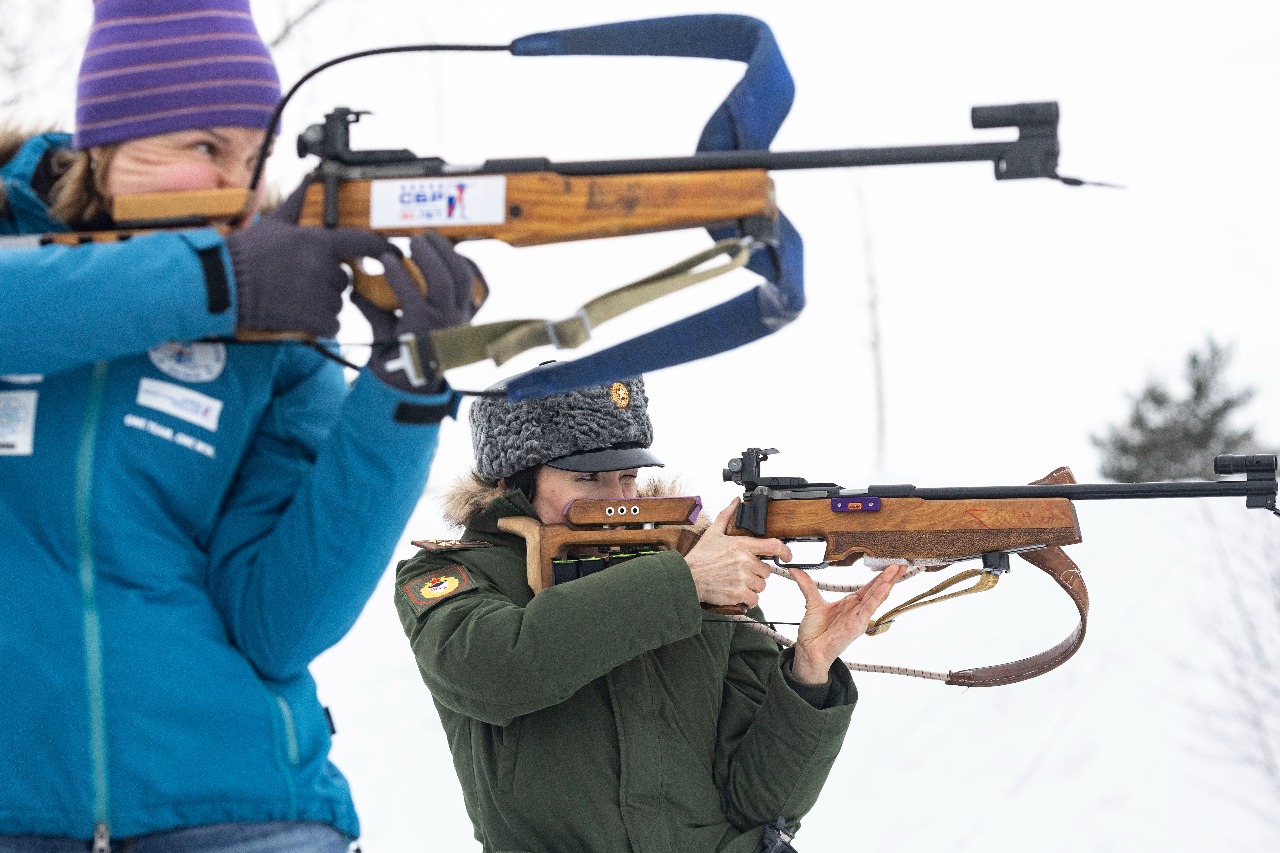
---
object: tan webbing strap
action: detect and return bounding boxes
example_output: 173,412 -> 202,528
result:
428,237 -> 757,371
863,568 -> 999,636
945,467 -> 1090,687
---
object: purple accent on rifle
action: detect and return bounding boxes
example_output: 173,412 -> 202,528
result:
831,496 -> 881,512
687,496 -> 703,525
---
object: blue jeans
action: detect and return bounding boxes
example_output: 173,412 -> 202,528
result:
0,822 -> 353,853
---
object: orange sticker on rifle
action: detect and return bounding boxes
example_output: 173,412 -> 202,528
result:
399,565 -> 475,616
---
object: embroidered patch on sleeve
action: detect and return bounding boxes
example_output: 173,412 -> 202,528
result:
398,564 -> 476,617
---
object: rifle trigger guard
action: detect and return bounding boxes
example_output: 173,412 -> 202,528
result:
770,557 -> 831,571
770,536 -> 829,571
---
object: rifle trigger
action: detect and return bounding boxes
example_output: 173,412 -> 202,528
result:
770,557 -> 831,572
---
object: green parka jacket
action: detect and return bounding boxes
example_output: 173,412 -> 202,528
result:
394,490 -> 857,853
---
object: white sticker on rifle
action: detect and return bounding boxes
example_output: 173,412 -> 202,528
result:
369,176 -> 507,229
0,391 -> 38,456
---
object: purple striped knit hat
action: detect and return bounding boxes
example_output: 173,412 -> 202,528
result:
74,0 -> 281,149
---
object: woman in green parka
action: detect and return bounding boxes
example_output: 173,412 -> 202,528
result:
394,368 -> 903,853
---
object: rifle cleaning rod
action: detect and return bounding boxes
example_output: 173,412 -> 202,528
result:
463,141 -> 1020,177
864,481 -> 1275,501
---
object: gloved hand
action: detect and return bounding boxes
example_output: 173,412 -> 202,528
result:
226,183 -> 391,338
351,232 -> 486,394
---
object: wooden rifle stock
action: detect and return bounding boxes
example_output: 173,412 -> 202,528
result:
495,496 -> 754,615
720,446 -> 1279,567
726,492 -> 1082,566
99,170 -> 774,312
496,496 -> 702,595
294,169 -> 774,311
295,171 -> 775,245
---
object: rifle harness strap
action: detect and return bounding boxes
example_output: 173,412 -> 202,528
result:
502,15 -> 802,401
944,466 -> 1089,687
944,543 -> 1087,687
428,237 -> 756,371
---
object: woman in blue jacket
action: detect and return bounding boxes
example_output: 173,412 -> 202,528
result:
0,2 -> 481,850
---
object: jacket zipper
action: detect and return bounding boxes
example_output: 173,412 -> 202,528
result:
76,362 -> 111,845
266,688 -> 301,813
274,693 -> 301,765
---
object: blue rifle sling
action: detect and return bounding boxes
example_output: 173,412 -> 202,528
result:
505,15 -> 804,401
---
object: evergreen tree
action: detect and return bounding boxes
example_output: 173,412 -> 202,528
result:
1092,339 -> 1261,482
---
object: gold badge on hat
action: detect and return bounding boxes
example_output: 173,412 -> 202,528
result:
610,382 -> 630,408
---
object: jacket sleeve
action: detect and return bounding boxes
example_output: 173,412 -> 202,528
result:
0,230 -> 235,374
206,357 -> 453,681
713,619 -> 857,833
397,549 -> 705,725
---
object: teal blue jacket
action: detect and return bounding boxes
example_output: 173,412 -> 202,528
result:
0,134 -> 452,840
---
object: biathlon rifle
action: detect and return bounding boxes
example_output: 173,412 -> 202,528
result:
498,449 -> 1277,687
5,15 -> 1088,401
718,447 -> 1278,686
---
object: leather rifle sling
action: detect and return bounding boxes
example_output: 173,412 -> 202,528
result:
945,466 -> 1090,687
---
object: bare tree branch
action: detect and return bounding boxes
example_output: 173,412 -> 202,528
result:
1192,508 -> 1280,814
853,183 -> 887,472
267,0 -> 343,48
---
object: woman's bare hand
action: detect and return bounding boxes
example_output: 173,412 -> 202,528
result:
684,500 -> 791,608
789,563 -> 906,684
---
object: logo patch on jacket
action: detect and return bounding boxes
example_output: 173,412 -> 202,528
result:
399,565 -> 475,616
0,390 -> 38,456
136,377 -> 223,432
148,341 -> 227,383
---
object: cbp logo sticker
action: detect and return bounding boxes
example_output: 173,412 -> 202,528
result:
148,342 -> 226,383
398,565 -> 475,616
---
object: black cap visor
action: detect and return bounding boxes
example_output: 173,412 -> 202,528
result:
546,447 -> 664,473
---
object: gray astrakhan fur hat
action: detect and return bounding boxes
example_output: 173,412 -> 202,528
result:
470,367 -> 662,483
